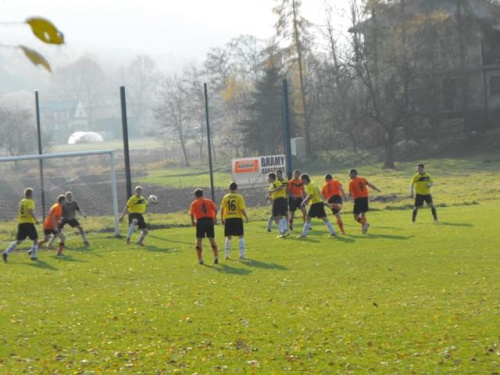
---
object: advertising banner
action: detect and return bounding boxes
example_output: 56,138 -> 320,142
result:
231,154 -> 286,188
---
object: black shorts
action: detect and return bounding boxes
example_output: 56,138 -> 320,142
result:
224,218 -> 244,237
308,202 -> 327,219
44,229 -> 59,236
17,223 -> 38,241
288,197 -> 302,212
415,194 -> 433,207
328,195 -> 343,215
129,213 -> 147,229
272,198 -> 288,217
60,218 -> 80,229
196,217 -> 215,238
353,197 -> 369,215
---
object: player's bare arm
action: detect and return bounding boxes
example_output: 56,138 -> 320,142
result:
190,214 -> 196,227
367,181 -> 381,192
29,209 -> 39,225
119,206 -> 128,222
242,209 -> 249,223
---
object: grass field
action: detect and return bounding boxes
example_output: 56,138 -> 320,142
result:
1,157 -> 500,374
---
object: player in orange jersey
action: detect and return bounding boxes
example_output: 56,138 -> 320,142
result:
322,174 -> 347,235
348,169 -> 380,234
189,189 -> 219,265
38,195 -> 66,257
287,170 -> 307,231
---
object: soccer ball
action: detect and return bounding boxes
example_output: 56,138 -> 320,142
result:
148,195 -> 159,204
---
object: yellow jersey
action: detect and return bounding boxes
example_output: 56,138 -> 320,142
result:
305,182 -> 322,204
126,195 -> 148,214
412,172 -> 434,195
221,193 -> 246,219
18,198 -> 36,224
269,180 -> 287,200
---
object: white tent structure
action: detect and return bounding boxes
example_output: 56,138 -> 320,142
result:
68,131 -> 104,145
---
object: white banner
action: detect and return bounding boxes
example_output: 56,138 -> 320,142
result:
231,154 -> 286,188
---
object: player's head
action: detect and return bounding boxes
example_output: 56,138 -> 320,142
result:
276,169 -> 283,178
349,169 -> 358,179
300,174 -> 311,184
268,172 -> 277,182
57,195 -> 66,204
24,188 -> 33,198
194,188 -> 203,198
417,164 -> 425,174
325,174 -> 333,181
229,182 -> 238,191
134,186 -> 143,196
293,170 -> 301,178
65,191 -> 73,201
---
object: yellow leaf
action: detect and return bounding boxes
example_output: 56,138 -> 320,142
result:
26,17 -> 64,45
19,45 -> 52,72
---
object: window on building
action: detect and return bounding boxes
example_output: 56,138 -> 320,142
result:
490,75 -> 500,96
482,31 -> 500,66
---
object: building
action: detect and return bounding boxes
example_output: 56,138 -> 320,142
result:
40,100 -> 89,143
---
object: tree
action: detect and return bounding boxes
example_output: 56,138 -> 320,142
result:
0,106 -> 37,158
154,74 -> 192,167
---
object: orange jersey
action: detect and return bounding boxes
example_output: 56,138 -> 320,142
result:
322,179 -> 343,200
189,198 -> 217,220
44,203 -> 62,229
287,178 -> 305,198
349,177 -> 369,199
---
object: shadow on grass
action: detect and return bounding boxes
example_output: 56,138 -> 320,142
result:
350,234 -> 414,240
25,259 -> 58,271
334,236 -> 356,243
144,245 -> 180,254
209,263 -> 252,276
436,221 -> 474,228
148,234 -> 193,246
242,259 -> 288,270
53,255 -> 88,263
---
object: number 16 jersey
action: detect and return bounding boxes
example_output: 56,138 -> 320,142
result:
221,193 -> 246,219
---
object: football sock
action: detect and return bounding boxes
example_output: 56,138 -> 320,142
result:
337,218 -> 345,233
301,222 -> 310,237
239,238 -> 245,257
48,236 -> 56,248
412,208 -> 418,222
127,223 -> 135,239
30,243 -> 38,258
326,221 -> 336,235
138,231 -> 147,243
5,241 -> 17,254
282,218 -> 288,231
196,245 -> 202,259
225,238 -> 232,257
81,232 -> 88,242
431,207 -> 438,221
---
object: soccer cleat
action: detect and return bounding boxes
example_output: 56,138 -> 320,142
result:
2,252 -> 7,263
297,234 -> 307,238
214,257 -> 219,264
341,231 -> 346,235
282,230 -> 290,237
28,249 -> 32,256
362,223 -> 370,234
199,258 -> 204,265
84,240 -> 90,246
56,253 -> 65,257
329,233 -> 337,237
126,238 -> 131,246
266,227 -> 271,233
30,257 -> 38,261
136,241 -> 145,247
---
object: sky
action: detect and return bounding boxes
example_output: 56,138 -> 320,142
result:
1,0 -> 351,66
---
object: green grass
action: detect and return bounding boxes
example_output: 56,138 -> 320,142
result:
1,155 -> 500,373
0,203 -> 499,374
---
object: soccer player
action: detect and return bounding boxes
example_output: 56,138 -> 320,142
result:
51,191 -> 90,246
322,174 -> 347,235
410,163 -> 438,223
189,188 -> 219,265
2,188 -> 40,262
299,174 -> 336,238
348,169 -> 380,234
38,195 -> 67,257
287,170 -> 307,231
266,169 -> 288,232
120,186 -> 149,246
220,182 -> 249,260
267,172 -> 289,238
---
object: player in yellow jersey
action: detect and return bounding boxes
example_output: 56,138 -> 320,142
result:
299,174 -> 336,238
267,172 -> 289,238
410,164 -> 438,223
3,188 -> 40,262
120,186 -> 149,246
220,182 -> 249,260
266,169 -> 289,232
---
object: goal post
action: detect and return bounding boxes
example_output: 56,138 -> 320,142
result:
0,149 -> 120,237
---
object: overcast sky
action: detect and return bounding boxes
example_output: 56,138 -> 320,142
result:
1,0 -> 351,65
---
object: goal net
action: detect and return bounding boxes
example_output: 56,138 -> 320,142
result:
0,150 -> 119,236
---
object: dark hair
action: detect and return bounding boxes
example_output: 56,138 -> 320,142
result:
276,169 -> 283,174
57,195 -> 66,203
268,172 -> 277,180
24,188 -> 33,198
300,174 -> 310,183
229,182 -> 238,191
325,174 -> 333,180
417,163 -> 425,168
293,170 -> 301,175
349,169 -> 358,175
194,188 -> 203,197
